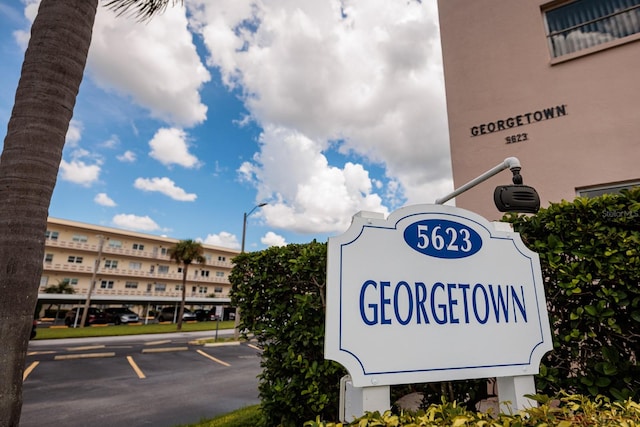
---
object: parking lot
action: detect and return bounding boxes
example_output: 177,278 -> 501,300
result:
22,333 -> 262,427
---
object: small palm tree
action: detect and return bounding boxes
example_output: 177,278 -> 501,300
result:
168,239 -> 205,330
43,279 -> 75,322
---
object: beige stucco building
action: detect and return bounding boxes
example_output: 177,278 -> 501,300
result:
438,0 -> 640,219
41,217 -> 239,315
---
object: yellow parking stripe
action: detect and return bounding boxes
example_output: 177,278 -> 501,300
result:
141,347 -> 188,354
127,356 -> 146,379
54,352 -> 115,360
196,350 -> 230,367
23,361 -> 39,381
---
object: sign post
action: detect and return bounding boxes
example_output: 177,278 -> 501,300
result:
326,205 -> 552,421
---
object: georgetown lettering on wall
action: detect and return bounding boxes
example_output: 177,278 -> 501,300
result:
470,104 -> 567,137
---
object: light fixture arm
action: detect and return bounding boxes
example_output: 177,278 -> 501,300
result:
435,157 -> 522,205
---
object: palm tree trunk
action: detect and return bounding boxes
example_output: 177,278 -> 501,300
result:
177,266 -> 188,330
0,1 -> 97,424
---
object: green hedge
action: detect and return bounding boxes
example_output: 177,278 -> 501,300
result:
505,188 -> 640,400
304,393 -> 640,426
230,242 -> 346,427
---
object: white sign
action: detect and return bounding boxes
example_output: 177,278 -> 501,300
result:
325,204 -> 553,388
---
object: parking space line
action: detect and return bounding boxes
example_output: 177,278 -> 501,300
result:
27,350 -> 56,356
196,349 -> 230,367
66,345 -> 106,351
247,344 -> 262,352
141,347 -> 188,354
54,352 -> 116,360
126,356 -> 146,379
23,361 -> 39,381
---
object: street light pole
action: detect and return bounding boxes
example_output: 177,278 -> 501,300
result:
241,202 -> 267,253
235,202 -> 267,339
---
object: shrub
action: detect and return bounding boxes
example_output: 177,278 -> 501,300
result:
304,393 -> 640,426
229,241 -> 346,427
505,188 -> 640,400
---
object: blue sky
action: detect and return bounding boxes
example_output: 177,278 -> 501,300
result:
0,0 -> 452,251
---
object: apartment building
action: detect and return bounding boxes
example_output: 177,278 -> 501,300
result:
438,0 -> 640,219
41,217 -> 239,314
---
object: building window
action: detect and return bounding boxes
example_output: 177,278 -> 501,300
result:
215,271 -> 225,277
543,0 -> 640,58
109,240 -> 122,248
133,243 -> 145,250
64,278 -> 79,286
104,259 -> 118,269
178,267 -> 183,273
218,256 -> 226,262
45,230 -> 59,241
200,270 -> 210,277
160,247 -> 168,255
44,253 -> 54,263
72,234 -> 88,242
129,262 -> 142,270
67,256 -> 83,264
100,280 -> 114,289
158,265 -> 169,274
577,181 -> 640,198
214,286 -> 223,293
175,284 -> 183,291
155,283 -> 166,292
125,281 -> 138,289
198,286 -> 208,294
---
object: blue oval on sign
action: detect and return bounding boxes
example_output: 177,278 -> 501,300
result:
403,219 -> 482,259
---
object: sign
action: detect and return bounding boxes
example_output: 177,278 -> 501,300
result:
325,204 -> 553,388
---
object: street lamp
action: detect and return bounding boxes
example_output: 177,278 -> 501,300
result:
241,202 -> 268,253
236,202 -> 267,340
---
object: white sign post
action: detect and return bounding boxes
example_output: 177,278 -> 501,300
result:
325,204 -> 553,421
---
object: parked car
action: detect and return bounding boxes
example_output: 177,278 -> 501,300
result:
104,307 -> 140,325
156,307 -> 197,323
64,307 -> 108,327
194,309 -> 220,322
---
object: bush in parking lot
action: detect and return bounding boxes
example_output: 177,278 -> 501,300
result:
504,188 -> 640,401
229,241 -> 346,427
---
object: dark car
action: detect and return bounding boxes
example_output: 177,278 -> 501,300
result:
156,307 -> 197,323
64,307 -> 108,327
194,309 -> 220,322
104,307 -> 140,325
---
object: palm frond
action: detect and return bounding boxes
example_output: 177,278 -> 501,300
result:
103,0 -> 183,21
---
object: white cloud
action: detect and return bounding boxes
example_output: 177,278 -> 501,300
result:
261,231 -> 286,247
58,160 -> 100,186
134,177 -> 197,201
112,214 -> 160,232
238,126 -> 388,233
65,120 -> 82,147
190,0 -> 452,233
88,5 -> 210,127
117,150 -> 137,162
94,192 -> 116,207
148,127 -> 201,168
202,231 -> 240,250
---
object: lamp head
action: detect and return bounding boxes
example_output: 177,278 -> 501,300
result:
494,185 -> 540,213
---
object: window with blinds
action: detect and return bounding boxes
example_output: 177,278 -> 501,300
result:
543,0 -> 640,58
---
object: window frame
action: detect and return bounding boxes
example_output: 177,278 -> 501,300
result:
542,0 -> 640,63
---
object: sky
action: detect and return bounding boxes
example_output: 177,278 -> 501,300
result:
0,0 -> 452,252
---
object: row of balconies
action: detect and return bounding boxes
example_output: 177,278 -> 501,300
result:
45,239 -> 235,268
43,263 -> 231,284
39,286 -> 229,298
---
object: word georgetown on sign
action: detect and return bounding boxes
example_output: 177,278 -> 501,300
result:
325,204 -> 553,388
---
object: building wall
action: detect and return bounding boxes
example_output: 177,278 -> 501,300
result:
42,217 -> 239,302
438,0 -> 640,219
